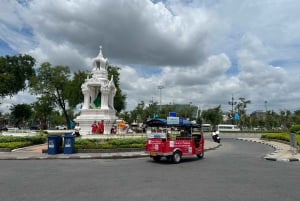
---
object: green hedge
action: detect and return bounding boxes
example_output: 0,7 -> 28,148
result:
75,138 -> 146,149
290,125 -> 300,134
0,135 -> 47,150
0,135 -> 46,143
0,136 -> 146,150
261,133 -> 300,145
0,142 -> 32,149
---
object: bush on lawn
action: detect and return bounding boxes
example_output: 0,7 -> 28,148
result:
261,133 -> 300,145
0,135 -> 146,150
75,138 -> 146,149
0,142 -> 32,149
289,125 -> 300,134
0,135 -> 47,150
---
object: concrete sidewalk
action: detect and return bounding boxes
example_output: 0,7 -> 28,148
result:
0,140 -> 221,160
238,138 -> 300,162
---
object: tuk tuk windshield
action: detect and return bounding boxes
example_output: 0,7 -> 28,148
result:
144,118 -> 202,140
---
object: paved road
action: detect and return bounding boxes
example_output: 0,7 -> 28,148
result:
0,138 -> 299,201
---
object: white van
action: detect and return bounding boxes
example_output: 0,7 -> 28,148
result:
201,124 -> 212,132
217,124 -> 240,132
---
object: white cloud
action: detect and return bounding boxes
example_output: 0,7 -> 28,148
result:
120,53 -> 232,110
0,90 -> 37,114
19,0 -> 213,69
1,0 -> 300,114
237,34 -> 287,87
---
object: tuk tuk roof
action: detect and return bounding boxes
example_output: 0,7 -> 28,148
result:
144,118 -> 167,127
144,118 -> 199,127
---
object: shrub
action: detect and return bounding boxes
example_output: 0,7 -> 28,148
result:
0,135 -> 46,143
0,135 -> 147,150
0,135 -> 47,149
261,133 -> 300,145
74,138 -> 146,149
290,125 -> 300,134
75,139 -> 101,149
0,142 -> 32,149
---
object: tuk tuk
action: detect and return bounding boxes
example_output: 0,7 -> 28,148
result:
145,117 -> 205,163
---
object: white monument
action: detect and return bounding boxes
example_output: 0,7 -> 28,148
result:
75,46 -> 117,135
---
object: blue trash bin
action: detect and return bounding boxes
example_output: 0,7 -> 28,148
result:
48,135 -> 62,155
64,134 -> 75,154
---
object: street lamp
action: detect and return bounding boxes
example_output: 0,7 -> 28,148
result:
157,85 -> 164,111
228,94 -> 237,124
264,100 -> 268,112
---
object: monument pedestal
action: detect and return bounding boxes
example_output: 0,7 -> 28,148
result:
75,109 -> 117,135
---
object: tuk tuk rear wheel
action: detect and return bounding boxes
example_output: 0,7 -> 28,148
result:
173,151 -> 182,163
197,152 -> 204,159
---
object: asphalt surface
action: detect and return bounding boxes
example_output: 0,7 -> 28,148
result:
237,137 -> 300,162
0,136 -> 299,162
1,139 -> 220,160
1,139 -> 299,201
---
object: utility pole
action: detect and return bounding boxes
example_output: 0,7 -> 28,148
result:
157,85 -> 164,111
264,100 -> 268,112
228,94 -> 237,124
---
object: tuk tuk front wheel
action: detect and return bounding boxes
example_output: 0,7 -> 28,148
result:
173,151 -> 182,163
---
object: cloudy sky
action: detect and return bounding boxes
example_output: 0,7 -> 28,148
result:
1,0 -> 300,114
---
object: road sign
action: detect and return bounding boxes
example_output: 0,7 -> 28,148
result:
167,117 -> 180,124
169,112 -> 177,117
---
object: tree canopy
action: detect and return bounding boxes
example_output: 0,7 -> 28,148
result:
199,105 -> 223,126
10,104 -> 32,128
32,95 -> 56,129
107,65 -> 126,113
66,71 -> 88,109
0,55 -> 35,97
29,62 -> 72,128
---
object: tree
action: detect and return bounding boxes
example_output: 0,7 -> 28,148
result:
118,111 -> 131,123
107,65 -> 126,113
291,110 -> 300,125
143,101 -> 159,120
65,71 -> 88,109
265,110 -> 277,130
129,101 -> 145,123
10,104 -> 32,128
32,95 -> 56,129
29,62 -> 72,128
0,55 -> 35,97
235,98 -> 251,128
201,105 -> 223,126
279,110 -> 292,129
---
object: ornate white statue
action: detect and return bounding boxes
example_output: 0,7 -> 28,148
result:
75,46 -> 117,135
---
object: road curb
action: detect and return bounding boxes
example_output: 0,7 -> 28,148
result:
0,143 -> 220,160
237,138 -> 300,163
264,157 -> 300,162
0,153 -> 150,160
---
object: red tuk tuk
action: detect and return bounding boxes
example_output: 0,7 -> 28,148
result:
145,118 -> 205,163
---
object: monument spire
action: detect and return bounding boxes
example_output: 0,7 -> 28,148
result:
98,45 -> 103,58
92,45 -> 108,71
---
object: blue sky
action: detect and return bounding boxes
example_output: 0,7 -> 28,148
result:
1,0 -> 300,114
0,39 -> 17,55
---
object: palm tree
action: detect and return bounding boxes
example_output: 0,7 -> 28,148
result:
235,98 -> 251,129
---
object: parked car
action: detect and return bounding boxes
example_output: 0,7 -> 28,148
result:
30,125 -> 40,130
55,125 -> 67,130
0,126 -> 8,131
